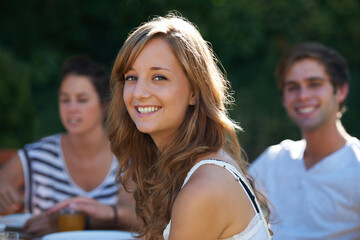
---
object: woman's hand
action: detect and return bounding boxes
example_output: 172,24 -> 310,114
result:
47,196 -> 113,221
0,181 -> 22,215
0,154 -> 25,215
22,212 -> 58,235
47,196 -> 118,230
47,184 -> 139,231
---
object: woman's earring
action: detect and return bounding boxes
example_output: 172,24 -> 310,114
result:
192,100 -> 196,105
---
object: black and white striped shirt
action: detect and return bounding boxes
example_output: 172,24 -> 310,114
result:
18,134 -> 119,215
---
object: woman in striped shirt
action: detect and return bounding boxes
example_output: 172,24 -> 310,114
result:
0,56 -> 137,235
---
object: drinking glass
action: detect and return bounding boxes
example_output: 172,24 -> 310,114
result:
0,232 -> 19,240
58,207 -> 85,232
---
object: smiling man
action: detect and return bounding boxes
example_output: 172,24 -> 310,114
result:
248,42 -> 360,239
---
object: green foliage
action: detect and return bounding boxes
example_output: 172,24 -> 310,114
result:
0,47 -> 34,147
0,0 -> 359,160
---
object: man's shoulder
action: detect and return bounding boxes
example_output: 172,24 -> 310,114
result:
248,139 -> 304,175
347,136 -> 360,147
345,136 -> 360,163
256,139 -> 304,162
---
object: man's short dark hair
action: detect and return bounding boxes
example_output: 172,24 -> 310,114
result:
276,42 -> 350,90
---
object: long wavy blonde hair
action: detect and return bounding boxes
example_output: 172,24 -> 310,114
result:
107,13 -> 269,239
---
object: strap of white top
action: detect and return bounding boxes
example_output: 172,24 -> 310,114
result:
181,159 -> 271,239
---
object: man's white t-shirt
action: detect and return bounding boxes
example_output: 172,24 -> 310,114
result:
249,137 -> 360,240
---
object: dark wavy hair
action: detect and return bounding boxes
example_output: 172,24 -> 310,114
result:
61,55 -> 110,108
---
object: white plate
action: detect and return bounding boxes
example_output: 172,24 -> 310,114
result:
42,230 -> 136,240
0,213 -> 33,228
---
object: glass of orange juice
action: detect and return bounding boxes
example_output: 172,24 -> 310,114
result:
58,207 -> 85,232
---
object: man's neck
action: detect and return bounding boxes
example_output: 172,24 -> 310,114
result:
302,120 -> 350,169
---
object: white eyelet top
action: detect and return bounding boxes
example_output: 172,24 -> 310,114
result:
163,159 -> 272,240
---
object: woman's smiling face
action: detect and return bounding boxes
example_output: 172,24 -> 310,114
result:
123,38 -> 195,149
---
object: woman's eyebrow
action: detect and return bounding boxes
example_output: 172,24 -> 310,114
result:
150,66 -> 171,71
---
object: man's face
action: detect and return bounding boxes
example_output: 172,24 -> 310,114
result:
282,58 -> 347,132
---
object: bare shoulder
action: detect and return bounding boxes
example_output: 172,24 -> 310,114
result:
169,154 -> 256,239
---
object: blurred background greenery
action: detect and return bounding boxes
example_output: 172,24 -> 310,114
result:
0,0 -> 359,161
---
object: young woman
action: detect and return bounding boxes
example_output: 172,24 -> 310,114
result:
0,56 -> 136,235
107,14 -> 272,240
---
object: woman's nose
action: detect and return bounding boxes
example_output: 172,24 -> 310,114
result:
133,78 -> 151,99
67,101 -> 79,112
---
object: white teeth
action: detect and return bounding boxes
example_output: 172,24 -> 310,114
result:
138,106 -> 159,114
298,107 -> 315,114
69,118 -> 79,124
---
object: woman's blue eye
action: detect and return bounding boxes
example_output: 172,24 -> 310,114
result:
154,75 -> 167,81
125,75 -> 137,81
